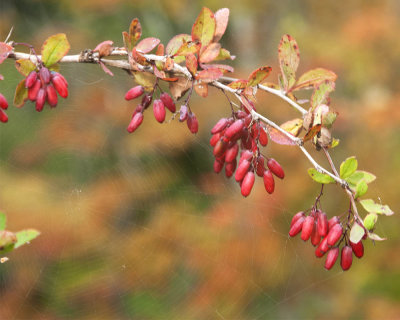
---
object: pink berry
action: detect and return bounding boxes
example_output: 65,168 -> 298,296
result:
267,158 -> 284,179
310,222 -> 321,246
179,105 -> 188,122
213,139 -> 227,157
225,143 -> 239,163
211,118 -> 229,134
141,94 -> 153,109
341,246 -> 353,271
290,211 -> 305,228
52,74 -> 68,98
213,160 -> 224,173
225,160 -> 236,178
39,67 -> 51,84
125,85 -> 144,100
328,216 -> 340,230
259,127 -> 268,146
315,236 -> 329,257
255,156 -> 265,177
210,133 -> 221,147
28,79 -> 41,101
324,247 -> 339,270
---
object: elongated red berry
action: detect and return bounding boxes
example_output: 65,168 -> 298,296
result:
225,160 -> 236,178
46,84 -> 58,107
160,92 -> 176,112
317,211 -> 328,237
213,160 -> 224,173
211,118 -> 229,134
328,216 -> 340,230
35,88 -> 46,112
235,159 -> 251,182
51,71 -> 68,87
179,105 -> 188,122
290,211 -> 305,228
52,75 -> 68,98
263,169 -> 275,194
315,236 -> 329,257
241,171 -> 255,197
326,223 -> 343,246
267,158 -> 284,179
225,143 -> 239,163
311,222 -> 321,246
301,215 -> 315,241
350,240 -> 364,258
325,247 -> 339,270
213,139 -> 227,157
153,99 -> 166,123
256,156 -> 265,177
125,85 -> 144,100
210,133 -> 221,147
224,119 -> 245,139
127,112 -> 143,133
239,150 -> 253,164
341,246 -> 353,271
0,93 -> 8,110
25,71 -> 38,88
39,67 -> 51,84
141,94 -> 152,109
28,79 -> 41,101
289,216 -> 305,237
0,109 -> 8,123
259,127 -> 268,146
187,112 -> 198,134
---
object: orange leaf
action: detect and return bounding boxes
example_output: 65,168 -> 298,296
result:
303,124 -> 322,142
0,42 -> 13,64
199,43 -> 221,63
94,40 -> 113,57
166,34 -> 191,55
156,44 -> 164,56
136,37 -> 160,53
196,68 -> 223,83
185,54 -> 198,76
247,66 -> 272,87
200,63 -> 233,73
129,19 -> 142,43
194,83 -> 208,97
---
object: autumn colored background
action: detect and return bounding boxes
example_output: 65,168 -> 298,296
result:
1,0 -> 400,319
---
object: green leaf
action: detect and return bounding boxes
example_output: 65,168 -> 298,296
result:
355,179 -> 368,198
292,68 -> 337,91
14,229 -> 40,249
15,59 -> 36,76
307,168 -> 335,184
360,199 -> 394,216
349,223 -> 365,244
191,7 -> 216,48
214,48 -> 234,61
278,34 -> 300,91
247,66 -> 272,87
0,213 -> 6,231
13,79 -> 28,108
364,213 -> 378,230
340,156 -> 358,179
41,33 -> 70,67
330,138 -> 340,148
346,170 -> 376,188
322,111 -> 338,129
310,80 -> 335,110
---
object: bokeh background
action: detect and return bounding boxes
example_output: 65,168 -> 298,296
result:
1,0 -> 400,319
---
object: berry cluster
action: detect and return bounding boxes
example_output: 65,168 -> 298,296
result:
125,85 -> 198,134
210,111 -> 284,197
25,67 -> 68,111
0,93 -> 8,123
289,209 -> 365,271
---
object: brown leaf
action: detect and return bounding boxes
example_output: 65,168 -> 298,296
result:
247,66 -> 272,87
199,43 -> 221,63
194,83 -> 208,97
267,126 -> 297,146
303,124 -> 322,142
195,68 -> 223,83
169,77 -> 191,100
135,37 -> 160,54
185,54 -> 198,76
213,8 -> 229,42
278,34 -> 300,91
93,40 -> 114,57
129,18 -> 142,43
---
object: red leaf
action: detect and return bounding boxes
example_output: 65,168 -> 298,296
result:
153,65 -> 166,79
185,53 -> 198,76
99,61 -> 114,76
136,37 -> 160,53
195,68 -> 223,83
213,8 -> 229,42
200,63 -> 234,73
131,48 -> 147,65
191,7 -> 216,48
199,43 -> 221,63
94,40 -> 113,57
156,44 -> 164,56
247,66 -> 272,87
0,42 -> 13,64
267,126 -> 297,146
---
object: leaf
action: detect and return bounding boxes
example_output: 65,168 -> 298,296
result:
195,68 -> 223,83
322,111 -> 338,129
360,199 -> 394,216
213,8 -> 229,42
93,40 -> 113,57
340,156 -> 358,179
156,43 -> 165,56
227,79 -> 248,90
15,59 -> 36,76
0,42 -> 13,64
41,33 -> 70,67
0,230 -> 17,248
135,37 -> 160,54
345,171 -> 376,188
355,179 -> 368,198
303,124 -> 321,142
278,34 -> 300,91
185,54 -> 198,76
199,43 -> 221,63
131,48 -> 148,65
368,232 -> 386,241
364,213 -> 378,230
267,126 -> 297,146
0,213 -> 6,231
131,71 -> 154,91
292,68 -> 337,91
191,7 -> 216,48
174,41 -> 201,57
123,18 -> 142,51
99,61 -> 114,76
247,66 -> 272,87
200,63 -> 234,73
164,57 -> 174,71
13,79 -> 28,108
349,223 -> 365,244
153,65 -> 166,79
280,118 -> 303,136
169,77 -> 191,100
330,138 -> 340,148
214,48 -> 234,61
166,34 -> 191,56
14,229 -> 40,249
194,82 -> 208,97
310,80 -> 335,110
307,168 -> 335,184
260,82 -> 280,90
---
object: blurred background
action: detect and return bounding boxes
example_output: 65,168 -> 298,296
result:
1,0 -> 400,319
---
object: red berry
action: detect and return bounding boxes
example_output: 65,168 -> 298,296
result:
35,88 -> 46,112
255,156 -> 265,177
324,247 -> 339,270
289,216 -> 305,237
267,158 -> 284,179
179,105 -> 188,122
310,222 -> 321,246
0,109 -> 8,123
290,211 -> 305,228
241,171 -> 255,197
263,169 -> 275,194
235,110 -> 247,119
317,211 -> 328,237
315,237 -> 329,257
211,118 -> 230,134
0,93 -> 8,110
51,71 -> 68,87
125,85 -> 144,100
301,215 -> 315,241
341,246 -> 353,271
153,99 -> 166,123
213,160 -> 224,173
326,223 -> 343,246
127,112 -> 144,133
350,240 -> 364,258
39,67 -> 51,84
141,94 -> 153,109
259,127 -> 268,146
210,133 -> 221,147
213,139 -> 227,157
235,159 -> 251,182
225,160 -> 236,178
224,119 -> 245,139
52,74 -> 68,98
28,79 -> 41,101
239,150 -> 253,164
160,92 -> 176,112
187,112 -> 198,134
46,84 -> 58,107
328,216 -> 340,230
25,71 -> 38,88
225,143 -> 239,163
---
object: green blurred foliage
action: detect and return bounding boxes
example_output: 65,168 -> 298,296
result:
1,0 -> 400,319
